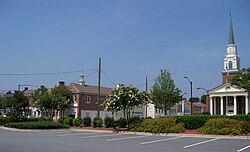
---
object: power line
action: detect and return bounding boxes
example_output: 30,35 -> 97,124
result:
0,68 -> 97,76
67,70 -> 98,84
101,69 -> 116,86
136,83 -> 146,88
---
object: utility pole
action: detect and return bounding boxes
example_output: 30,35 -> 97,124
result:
97,58 -> 101,118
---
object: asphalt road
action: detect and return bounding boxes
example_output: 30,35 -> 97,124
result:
0,128 -> 250,152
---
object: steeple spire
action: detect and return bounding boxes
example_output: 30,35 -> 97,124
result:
228,14 -> 235,45
79,70 -> 85,86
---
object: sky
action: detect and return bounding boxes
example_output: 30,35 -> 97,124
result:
0,0 -> 250,99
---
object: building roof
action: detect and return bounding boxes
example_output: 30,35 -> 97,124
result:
68,83 -> 113,95
209,83 -> 247,97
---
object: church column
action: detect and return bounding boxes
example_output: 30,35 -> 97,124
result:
220,96 -> 224,115
214,98 -> 217,115
233,96 -> 237,115
246,96 -> 249,114
210,97 -> 213,115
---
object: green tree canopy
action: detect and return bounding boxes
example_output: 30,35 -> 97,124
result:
189,97 -> 200,103
151,69 -> 181,115
51,84 -> 70,117
33,87 -> 53,117
6,91 -> 29,118
231,68 -> 250,90
200,94 -> 207,104
103,85 -> 150,128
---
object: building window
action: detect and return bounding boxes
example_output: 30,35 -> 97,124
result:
85,96 -> 91,103
228,61 -> 233,70
95,97 -> 98,104
73,95 -> 77,103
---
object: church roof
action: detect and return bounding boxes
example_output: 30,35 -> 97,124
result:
228,15 -> 235,45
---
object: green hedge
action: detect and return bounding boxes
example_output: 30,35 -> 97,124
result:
115,118 -> 127,128
82,117 -> 92,127
93,117 -> 103,127
176,115 -> 250,129
131,117 -> 185,133
73,118 -> 82,127
198,118 -> 250,135
4,121 -> 70,129
0,116 -> 52,125
104,117 -> 114,128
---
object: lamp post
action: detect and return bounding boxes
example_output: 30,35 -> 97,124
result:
18,84 -> 37,91
197,87 -> 209,94
184,76 -> 193,115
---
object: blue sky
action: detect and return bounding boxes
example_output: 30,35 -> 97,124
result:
0,0 -> 249,99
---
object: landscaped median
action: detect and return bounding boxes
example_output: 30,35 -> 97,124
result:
1,115 -> 250,135
4,121 -> 69,129
0,116 -> 69,129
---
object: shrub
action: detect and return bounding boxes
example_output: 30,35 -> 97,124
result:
175,115 -> 225,129
131,117 -> 185,133
130,116 -> 143,125
58,117 -> 64,124
198,118 -> 250,135
82,117 -> 92,127
73,118 -> 82,127
116,118 -> 127,128
93,117 -> 103,127
4,121 -> 70,129
104,117 -> 114,128
229,115 -> 250,122
0,116 -> 12,125
63,117 -> 73,126
201,112 -> 211,115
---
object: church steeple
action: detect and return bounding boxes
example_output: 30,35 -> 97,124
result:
222,14 -> 240,84
79,71 -> 85,86
228,14 -> 235,45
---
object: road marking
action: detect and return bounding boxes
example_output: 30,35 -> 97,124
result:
38,132 -> 72,135
140,136 -> 183,145
184,138 -> 220,149
56,132 -> 97,137
79,134 -> 121,139
238,145 -> 250,152
106,135 -> 147,141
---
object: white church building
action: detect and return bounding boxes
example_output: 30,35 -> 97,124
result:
208,15 -> 249,116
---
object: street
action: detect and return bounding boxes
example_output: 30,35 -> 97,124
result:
0,128 -> 250,152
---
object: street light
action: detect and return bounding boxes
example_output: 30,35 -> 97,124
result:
184,76 -> 193,115
18,84 -> 37,91
197,87 -> 209,94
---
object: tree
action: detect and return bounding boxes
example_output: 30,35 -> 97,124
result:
189,97 -> 200,103
33,87 -> 53,117
7,91 -> 29,118
200,94 -> 207,104
51,84 -> 70,118
151,69 -> 181,116
103,85 -> 150,128
231,68 -> 250,90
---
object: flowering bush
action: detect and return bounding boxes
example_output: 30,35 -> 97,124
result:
103,85 -> 150,128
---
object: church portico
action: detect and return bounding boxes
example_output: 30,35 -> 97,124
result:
209,86 -> 249,116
